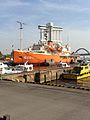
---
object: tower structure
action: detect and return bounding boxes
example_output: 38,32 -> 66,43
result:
38,22 -> 63,44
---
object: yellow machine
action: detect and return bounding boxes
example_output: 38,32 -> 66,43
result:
62,62 -> 90,80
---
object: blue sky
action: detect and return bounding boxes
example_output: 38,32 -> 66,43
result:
1,0 -> 90,54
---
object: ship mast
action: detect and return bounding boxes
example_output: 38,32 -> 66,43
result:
17,21 -> 26,50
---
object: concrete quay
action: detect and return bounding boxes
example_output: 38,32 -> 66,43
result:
0,80 -> 90,120
1,66 -> 72,83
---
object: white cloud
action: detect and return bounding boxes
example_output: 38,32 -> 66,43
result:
0,0 -> 30,7
39,0 -> 90,13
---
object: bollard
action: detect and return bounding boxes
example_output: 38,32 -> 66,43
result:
44,74 -> 46,83
56,72 -> 58,84
0,74 -> 2,81
3,115 -> 10,120
34,72 -> 40,83
23,74 -> 27,83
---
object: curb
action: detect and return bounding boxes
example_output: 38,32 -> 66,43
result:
38,82 -> 90,91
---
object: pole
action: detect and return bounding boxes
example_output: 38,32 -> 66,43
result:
20,25 -> 23,50
17,21 -> 25,50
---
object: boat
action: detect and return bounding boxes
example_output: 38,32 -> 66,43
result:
12,22 -> 75,65
0,62 -> 14,74
0,62 -> 8,68
0,62 -> 22,74
61,62 -> 90,80
0,61 -> 33,75
57,62 -> 70,68
15,61 -> 33,72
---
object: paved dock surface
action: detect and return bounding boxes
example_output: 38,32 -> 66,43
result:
0,80 -> 90,120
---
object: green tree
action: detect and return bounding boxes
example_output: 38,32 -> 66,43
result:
0,51 -> 2,57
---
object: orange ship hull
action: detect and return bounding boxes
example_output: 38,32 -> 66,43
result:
13,50 -> 74,64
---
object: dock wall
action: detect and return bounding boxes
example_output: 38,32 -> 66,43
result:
1,68 -> 72,83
